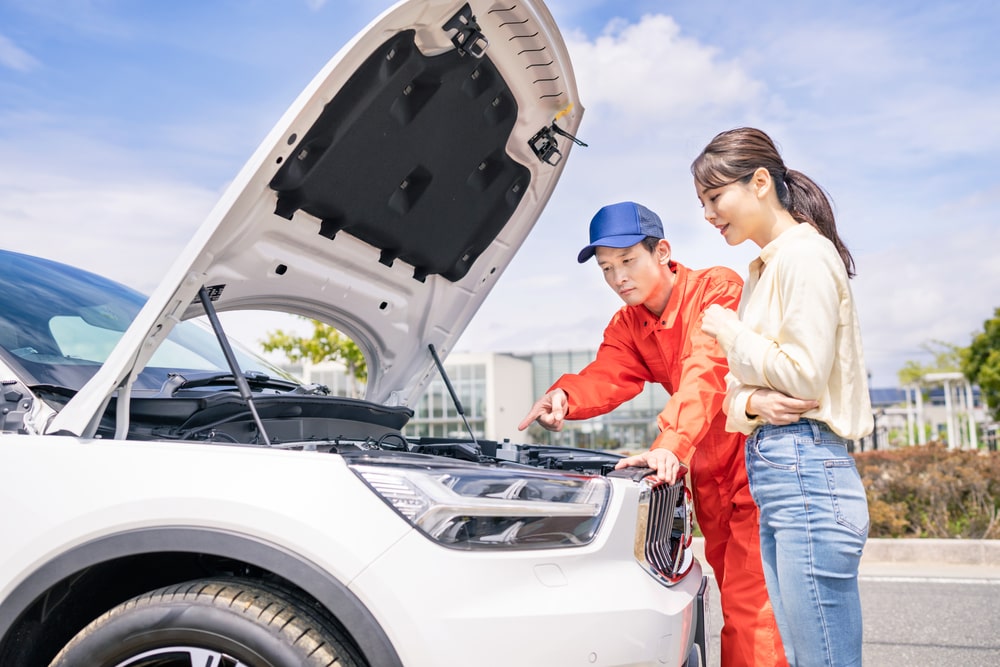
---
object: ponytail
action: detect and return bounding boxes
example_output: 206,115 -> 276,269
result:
784,170 -> 856,277
692,128 -> 857,277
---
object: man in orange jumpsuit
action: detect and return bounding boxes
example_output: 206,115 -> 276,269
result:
518,201 -> 787,667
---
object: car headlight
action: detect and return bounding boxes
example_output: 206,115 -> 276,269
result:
351,463 -> 610,550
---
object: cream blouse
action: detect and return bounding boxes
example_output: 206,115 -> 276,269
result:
713,222 -> 874,440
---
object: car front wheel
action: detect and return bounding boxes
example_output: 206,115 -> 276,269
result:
49,578 -> 361,667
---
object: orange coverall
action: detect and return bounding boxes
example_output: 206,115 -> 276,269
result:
552,261 -> 787,667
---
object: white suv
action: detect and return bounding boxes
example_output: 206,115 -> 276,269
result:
0,1 -> 708,665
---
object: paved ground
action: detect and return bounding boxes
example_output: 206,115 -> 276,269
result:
691,536 -> 1000,580
689,537 -> 1000,667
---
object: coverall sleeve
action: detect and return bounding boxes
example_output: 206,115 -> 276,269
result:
647,272 -> 742,465
551,311 -> 651,418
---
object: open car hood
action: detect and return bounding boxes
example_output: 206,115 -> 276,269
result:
48,0 -> 583,437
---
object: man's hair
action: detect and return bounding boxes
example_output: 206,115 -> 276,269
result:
640,236 -> 660,253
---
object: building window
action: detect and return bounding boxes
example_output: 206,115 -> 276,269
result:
405,361 -> 487,440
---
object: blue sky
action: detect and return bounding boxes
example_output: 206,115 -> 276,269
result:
1,0 -> 998,387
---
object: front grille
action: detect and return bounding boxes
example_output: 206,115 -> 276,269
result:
634,477 -> 694,585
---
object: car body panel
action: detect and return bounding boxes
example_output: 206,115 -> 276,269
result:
0,436 -> 701,667
47,0 -> 584,438
352,489 -> 703,666
0,1 -> 706,665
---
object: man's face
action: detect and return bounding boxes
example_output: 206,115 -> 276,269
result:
595,241 -> 668,310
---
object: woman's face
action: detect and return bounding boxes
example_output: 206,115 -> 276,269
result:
695,174 -> 761,247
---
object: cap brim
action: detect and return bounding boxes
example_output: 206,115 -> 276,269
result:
576,233 -> 647,263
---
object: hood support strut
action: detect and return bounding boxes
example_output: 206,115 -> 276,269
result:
197,286 -> 272,446
428,343 -> 477,445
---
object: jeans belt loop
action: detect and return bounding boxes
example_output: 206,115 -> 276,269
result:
808,419 -> 822,443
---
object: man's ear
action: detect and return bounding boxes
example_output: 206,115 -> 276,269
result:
656,238 -> 672,264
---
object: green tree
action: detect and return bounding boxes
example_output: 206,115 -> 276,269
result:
897,340 -> 963,385
962,307 -> 1000,421
261,318 -> 367,397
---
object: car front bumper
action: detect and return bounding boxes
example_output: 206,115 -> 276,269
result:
350,478 -> 706,667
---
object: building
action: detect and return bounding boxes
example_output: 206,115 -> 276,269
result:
287,350 -> 995,452
515,350 -> 668,452
404,352 -> 532,441
283,352 -> 535,441
286,349 -> 667,451
869,374 -> 989,450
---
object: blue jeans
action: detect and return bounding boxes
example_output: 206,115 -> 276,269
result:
746,420 -> 869,667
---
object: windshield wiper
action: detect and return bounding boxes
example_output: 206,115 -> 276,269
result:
158,370 -> 303,395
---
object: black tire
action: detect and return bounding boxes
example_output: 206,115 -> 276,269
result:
49,578 -> 362,667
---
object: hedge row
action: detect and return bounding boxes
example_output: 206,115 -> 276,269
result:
855,443 -> 1000,539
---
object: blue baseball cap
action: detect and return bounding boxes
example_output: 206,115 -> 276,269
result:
577,201 -> 664,263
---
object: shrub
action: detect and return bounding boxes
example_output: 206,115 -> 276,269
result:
854,443 -> 1000,538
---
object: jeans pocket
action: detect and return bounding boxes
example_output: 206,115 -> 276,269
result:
750,432 -> 798,471
825,458 -> 870,536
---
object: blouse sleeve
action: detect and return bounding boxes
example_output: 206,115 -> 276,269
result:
715,241 -> 843,401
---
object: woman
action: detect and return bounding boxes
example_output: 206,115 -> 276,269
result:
694,127 -> 872,667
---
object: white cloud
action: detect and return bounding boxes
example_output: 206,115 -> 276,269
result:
738,10 -> 1000,165
852,182 -> 1000,385
0,33 -> 39,72
461,8 -> 1000,391
460,14 -> 764,359
565,15 -> 763,126
0,142 -> 217,293
2,3 -> 996,394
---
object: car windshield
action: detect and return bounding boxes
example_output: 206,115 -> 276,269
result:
0,249 -> 294,393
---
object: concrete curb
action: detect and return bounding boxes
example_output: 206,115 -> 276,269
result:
691,537 -> 1000,568
862,537 -> 1000,566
